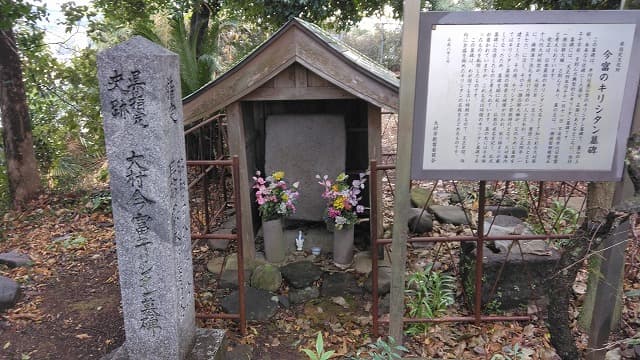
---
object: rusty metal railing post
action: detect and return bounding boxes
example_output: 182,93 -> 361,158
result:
474,181 -> 486,324
370,160 -> 380,338
232,155 -> 247,336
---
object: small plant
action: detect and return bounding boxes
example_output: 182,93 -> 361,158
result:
316,172 -> 367,230
546,199 -> 580,234
54,235 -> 88,250
301,332 -> 335,360
368,336 -> 408,359
252,170 -> 300,221
528,199 -> 580,238
404,264 -> 456,335
484,298 -> 502,314
88,190 -> 111,212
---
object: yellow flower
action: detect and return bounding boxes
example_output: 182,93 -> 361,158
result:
331,184 -> 339,192
273,171 -> 285,181
333,197 -> 345,210
282,194 -> 289,201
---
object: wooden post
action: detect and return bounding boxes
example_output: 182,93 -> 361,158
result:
585,79 -> 640,358
226,101 -> 256,262
389,0 -> 420,343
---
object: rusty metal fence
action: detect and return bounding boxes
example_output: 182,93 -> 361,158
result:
369,159 -> 577,338
184,114 -> 246,335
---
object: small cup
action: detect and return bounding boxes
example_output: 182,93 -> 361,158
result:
311,246 -> 321,256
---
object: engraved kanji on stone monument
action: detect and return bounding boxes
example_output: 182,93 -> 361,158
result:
97,36 -> 195,359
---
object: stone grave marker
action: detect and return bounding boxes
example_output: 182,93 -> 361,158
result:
265,114 -> 345,221
98,36 -> 224,360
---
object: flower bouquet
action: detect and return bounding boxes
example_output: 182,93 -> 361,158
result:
316,172 -> 367,230
316,172 -> 367,266
252,170 -> 300,221
253,170 -> 299,262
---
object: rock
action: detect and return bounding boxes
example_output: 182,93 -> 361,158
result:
410,187 -> 433,208
206,257 -> 225,274
288,286 -> 320,304
280,261 -> 323,289
277,295 -> 290,309
408,208 -> 433,233
320,272 -> 362,297
364,267 -> 392,295
227,344 -> 254,360
485,205 -> 528,219
378,293 -> 390,314
250,264 -> 282,292
461,245 -> 561,311
0,251 -> 32,268
604,348 -> 622,360
207,237 -> 230,251
429,205 -> 469,225
189,328 -> 227,360
219,269 -> 252,289
224,254 -> 239,270
353,251 -> 372,274
221,287 -> 278,321
490,215 -> 524,227
0,276 -> 20,311
219,216 -> 236,229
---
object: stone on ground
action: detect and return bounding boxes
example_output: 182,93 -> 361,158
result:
485,205 -> 528,219
461,245 -> 561,311
490,215 -> 524,227
0,251 -> 32,268
207,236 -> 230,251
320,272 -> 362,297
288,286 -> 320,304
0,276 -> 20,311
221,287 -> 278,321
364,266 -> 392,295
280,261 -> 323,289
378,293 -> 390,314
189,328 -> 227,360
410,187 -> 433,208
250,264 -> 282,292
408,208 -> 433,233
227,344 -> 254,360
206,257 -> 225,274
429,205 -> 469,225
353,251 -> 372,274
219,269 -> 252,289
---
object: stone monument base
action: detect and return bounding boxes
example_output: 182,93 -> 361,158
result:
461,244 -> 560,311
102,329 -> 227,360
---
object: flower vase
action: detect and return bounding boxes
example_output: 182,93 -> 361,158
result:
333,225 -> 355,266
262,218 -> 285,263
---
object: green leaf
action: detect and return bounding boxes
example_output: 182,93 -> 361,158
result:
315,332 -> 324,355
301,349 -> 319,360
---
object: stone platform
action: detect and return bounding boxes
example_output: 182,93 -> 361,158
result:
461,244 -> 560,311
103,329 -> 227,360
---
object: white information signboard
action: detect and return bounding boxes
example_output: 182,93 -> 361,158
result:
411,11 -> 640,181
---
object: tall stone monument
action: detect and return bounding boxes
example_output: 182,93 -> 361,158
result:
98,36 -> 224,359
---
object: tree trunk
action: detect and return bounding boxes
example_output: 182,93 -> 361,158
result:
188,1 -> 212,58
545,182 -> 617,359
0,28 -> 41,207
